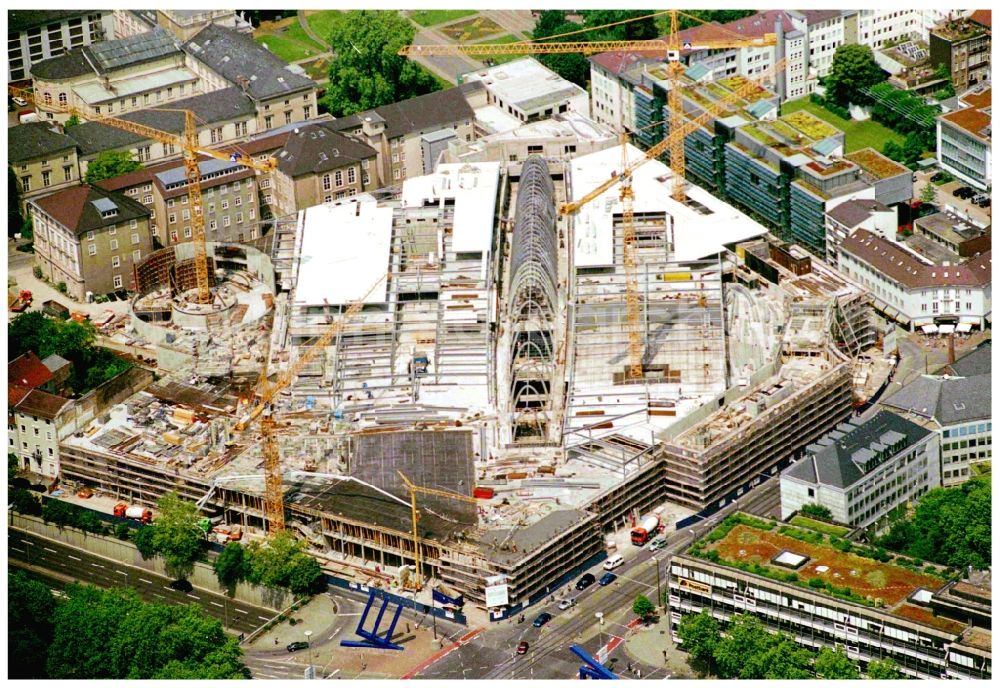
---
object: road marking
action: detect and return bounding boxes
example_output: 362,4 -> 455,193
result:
11,547 -> 25,554
68,554 -> 82,561
257,615 -> 270,621
139,578 -> 153,584
154,593 -> 165,599
210,601 -> 224,608
163,586 -> 174,592
116,570 -> 127,575
91,563 -> 105,569
44,547 -> 57,553
329,669 -> 340,677
235,608 -> 248,614
328,627 -> 342,640
187,594 -> 200,600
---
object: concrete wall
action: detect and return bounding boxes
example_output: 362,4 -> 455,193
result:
10,514 -> 291,610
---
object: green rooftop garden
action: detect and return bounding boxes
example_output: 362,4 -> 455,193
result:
783,110 -> 839,140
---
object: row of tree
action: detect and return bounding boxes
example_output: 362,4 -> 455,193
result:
9,312 -> 132,395
214,532 -> 326,596
9,572 -> 249,679
679,611 -> 903,679
874,476 -> 990,570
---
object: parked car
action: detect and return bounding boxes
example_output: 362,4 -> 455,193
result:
168,579 -> 193,593
558,597 -> 577,611
517,641 -> 530,655
12,96 -> 27,107
953,186 -> 972,198
978,198 -> 991,208
647,536 -> 668,552
286,641 -> 309,652
532,612 -> 552,627
599,572 -> 618,586
576,572 -> 596,590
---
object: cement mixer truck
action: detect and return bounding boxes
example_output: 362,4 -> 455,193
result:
630,514 -> 661,546
114,503 -> 152,524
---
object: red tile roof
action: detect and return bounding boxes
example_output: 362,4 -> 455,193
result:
9,384 -> 31,408
15,388 -> 71,420
590,50 -> 660,75
970,9 -> 991,28
8,352 -> 54,390
841,229 -> 991,289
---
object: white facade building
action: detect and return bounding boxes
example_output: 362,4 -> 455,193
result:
463,58 -> 589,126
825,198 -> 898,267
937,88 -> 992,192
780,410 -> 940,527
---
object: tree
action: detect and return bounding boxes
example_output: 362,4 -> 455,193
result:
321,11 -> 439,117
901,132 -> 925,170
132,526 -> 158,560
213,541 -> 247,588
660,10 -> 758,34
866,657 -> 904,679
800,503 -> 833,520
530,11 -> 591,87
631,593 -> 656,620
713,613 -> 767,678
882,140 -> 903,163
64,114 -> 80,128
815,647 -> 859,679
582,11 -> 659,41
149,492 -> 205,577
42,498 -> 79,527
8,452 -> 19,483
243,531 -> 325,595
8,571 -> 57,679
756,636 -> 813,679
677,610 -> 719,670
10,487 -> 43,515
286,551 -> 325,595
825,44 -> 885,106
933,63 -> 955,100
920,182 -> 938,205
9,165 -> 25,237
83,151 -> 142,185
47,585 -> 140,678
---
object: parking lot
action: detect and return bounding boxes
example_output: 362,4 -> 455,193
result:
917,171 -> 992,227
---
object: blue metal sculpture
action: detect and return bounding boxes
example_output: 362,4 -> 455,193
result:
570,644 -> 618,680
340,589 -> 405,651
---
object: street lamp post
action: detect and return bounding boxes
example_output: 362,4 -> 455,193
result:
304,630 -> 314,676
653,556 -> 662,611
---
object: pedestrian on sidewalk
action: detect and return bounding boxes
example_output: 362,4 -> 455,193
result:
274,637 -> 278,646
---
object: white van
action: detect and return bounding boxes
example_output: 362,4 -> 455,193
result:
603,554 -> 624,570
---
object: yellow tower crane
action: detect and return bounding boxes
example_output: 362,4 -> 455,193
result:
397,470 -> 478,591
400,10 -> 782,378
8,85 -> 277,304
235,273 -> 387,533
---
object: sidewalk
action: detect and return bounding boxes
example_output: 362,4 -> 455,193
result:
621,614 -> 694,679
247,594 -> 338,650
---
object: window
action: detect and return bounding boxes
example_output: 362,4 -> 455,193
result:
322,174 -> 331,191
209,220 -> 217,231
143,194 -> 153,204
210,127 -> 223,144
132,249 -> 141,262
20,177 -> 30,192
393,168 -> 401,181
181,209 -> 190,221
221,200 -> 229,210
108,225 -> 116,235
264,115 -> 273,129
248,207 -> 255,219
129,218 -> 137,229
87,231 -> 95,241
63,166 -> 73,182
222,216 -> 231,227
113,275 -> 123,289
183,226 -> 192,238
236,212 -> 243,224
347,168 -> 356,184
109,239 -> 119,250
168,212 -> 177,224
392,153 -> 399,163
363,173 -> 370,185
88,243 -> 97,256
131,232 -> 139,244
303,105 -> 311,119
966,302 -> 972,311
112,256 -> 120,268
234,196 -> 242,206
335,170 -> 343,187
284,111 -> 292,125
144,93 -> 150,105
42,171 -> 51,187
260,178 -> 271,189
208,203 -> 215,214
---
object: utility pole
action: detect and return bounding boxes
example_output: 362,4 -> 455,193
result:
654,556 -> 663,611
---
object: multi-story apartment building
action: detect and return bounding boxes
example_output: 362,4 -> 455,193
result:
669,523 -> 991,679
780,410 -> 939,527
29,184 -> 154,300
8,351 -> 73,480
29,28 -> 202,123
8,122 -> 81,212
790,10 -> 850,79
7,10 -> 114,82
825,198 -> 897,266
880,341 -> 991,486
183,24 -> 318,133
929,13 -> 991,94
839,228 -> 991,331
330,85 -> 478,187
589,51 -> 652,133
270,123 -> 379,216
936,86 -> 991,191
64,87 -> 259,173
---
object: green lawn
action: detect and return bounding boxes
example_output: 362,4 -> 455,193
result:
789,515 -> 851,538
305,10 -> 343,45
254,34 -> 319,63
409,9 -> 477,27
780,97 -> 906,153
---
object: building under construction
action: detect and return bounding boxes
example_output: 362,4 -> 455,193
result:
57,147 -> 883,614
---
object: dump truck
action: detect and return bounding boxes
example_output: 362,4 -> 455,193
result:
630,514 -> 661,546
114,503 -> 152,524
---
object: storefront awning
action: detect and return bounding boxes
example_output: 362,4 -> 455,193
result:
913,318 -> 934,328
956,323 -> 973,333
921,324 -> 938,334
938,324 -> 956,334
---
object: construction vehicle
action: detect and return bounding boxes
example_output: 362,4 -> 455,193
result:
9,289 -> 32,312
401,11 -> 784,378
397,470 -> 478,591
114,503 -> 153,524
234,273 -> 387,534
630,513 -> 661,546
8,85 -> 277,305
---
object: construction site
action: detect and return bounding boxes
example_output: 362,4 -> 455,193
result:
37,11 -> 894,618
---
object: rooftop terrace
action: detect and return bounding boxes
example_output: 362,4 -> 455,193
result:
688,514 -> 965,633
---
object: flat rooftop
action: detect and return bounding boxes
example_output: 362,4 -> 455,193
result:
691,514 -> 967,634
73,67 -> 197,104
295,197 -> 393,306
915,211 -> 989,245
463,57 -> 587,113
568,144 -> 769,268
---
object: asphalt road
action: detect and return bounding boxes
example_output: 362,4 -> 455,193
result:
418,479 -> 781,679
8,529 -> 275,634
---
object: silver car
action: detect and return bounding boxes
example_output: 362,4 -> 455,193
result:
558,597 -> 576,610
647,537 -> 668,552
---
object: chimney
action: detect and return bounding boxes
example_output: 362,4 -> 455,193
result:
774,15 -> 786,102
